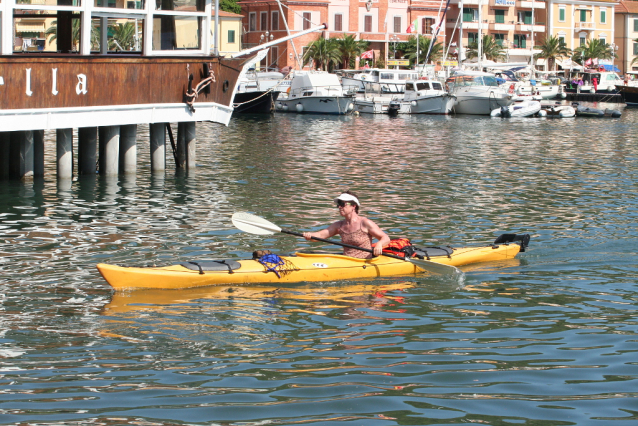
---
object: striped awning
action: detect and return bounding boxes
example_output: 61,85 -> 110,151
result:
15,23 -> 45,33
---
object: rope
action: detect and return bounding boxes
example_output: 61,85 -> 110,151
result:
184,63 -> 216,113
232,75 -> 290,108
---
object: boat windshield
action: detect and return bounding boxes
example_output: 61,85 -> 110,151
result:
446,75 -> 500,87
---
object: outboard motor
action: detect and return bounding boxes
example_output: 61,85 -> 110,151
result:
500,105 -> 511,118
388,100 -> 401,116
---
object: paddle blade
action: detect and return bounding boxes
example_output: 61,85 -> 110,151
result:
408,257 -> 462,276
232,212 -> 282,235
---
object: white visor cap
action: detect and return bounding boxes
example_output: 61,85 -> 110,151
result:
334,193 -> 360,206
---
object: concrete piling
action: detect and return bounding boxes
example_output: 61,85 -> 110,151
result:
119,124 -> 137,174
78,127 -> 97,175
56,128 -> 73,180
99,126 -> 120,176
150,123 -> 166,172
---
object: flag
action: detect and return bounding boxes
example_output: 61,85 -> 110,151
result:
361,49 -> 374,59
406,19 -> 418,33
585,58 -> 592,67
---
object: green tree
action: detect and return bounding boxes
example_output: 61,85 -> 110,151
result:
109,22 -> 137,51
334,35 -> 368,69
403,35 -> 443,66
465,34 -> 506,62
45,18 -> 100,51
303,38 -> 340,71
220,0 -> 241,14
535,36 -> 572,71
572,38 -> 616,66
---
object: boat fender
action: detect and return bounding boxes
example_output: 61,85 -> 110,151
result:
508,84 -> 515,94
180,260 -> 241,274
493,234 -> 531,252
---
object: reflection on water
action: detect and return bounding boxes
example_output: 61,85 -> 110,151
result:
1,108 -> 638,424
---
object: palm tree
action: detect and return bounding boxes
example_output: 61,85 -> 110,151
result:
572,38 -> 616,66
465,35 -> 506,62
109,23 -> 138,51
303,38 -> 341,71
403,36 -> 443,66
46,18 -> 100,51
334,35 -> 368,69
535,36 -> 572,71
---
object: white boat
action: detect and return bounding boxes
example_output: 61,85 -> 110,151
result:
495,68 -> 563,100
491,100 -> 541,118
446,70 -> 514,115
353,95 -> 408,114
559,70 -> 623,93
402,79 -> 456,114
275,71 -> 355,115
341,68 -> 420,93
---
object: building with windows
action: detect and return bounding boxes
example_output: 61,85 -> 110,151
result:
214,11 -> 244,56
237,0 -> 448,70
546,0 -> 617,56
445,0 -> 547,66
615,0 -> 638,73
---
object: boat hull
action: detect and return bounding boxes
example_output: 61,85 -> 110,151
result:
97,243 -> 523,290
453,89 -> 513,115
233,91 -> 280,114
275,95 -> 355,115
410,95 -> 456,114
0,55 -> 246,131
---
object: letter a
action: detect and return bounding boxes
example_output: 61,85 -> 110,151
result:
76,74 -> 87,95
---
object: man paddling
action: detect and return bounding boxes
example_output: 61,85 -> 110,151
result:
302,191 -> 391,259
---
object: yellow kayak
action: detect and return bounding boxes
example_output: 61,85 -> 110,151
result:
97,235 -> 528,290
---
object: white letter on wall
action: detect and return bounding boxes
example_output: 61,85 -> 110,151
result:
76,74 -> 87,95
52,68 -> 59,95
26,68 -> 33,96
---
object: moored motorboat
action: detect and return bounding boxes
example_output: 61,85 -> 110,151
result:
491,100 -> 541,118
401,79 -> 456,114
275,71 -> 355,115
446,70 -> 514,115
97,234 -> 530,290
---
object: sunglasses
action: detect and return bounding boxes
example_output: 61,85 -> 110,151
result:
337,200 -> 354,207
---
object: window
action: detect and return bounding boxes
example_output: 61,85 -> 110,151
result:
599,37 -> 606,45
580,10 -> 587,23
494,33 -> 504,46
600,9 -> 606,24
580,36 -> 586,46
559,8 -> 565,22
514,34 -> 526,48
634,42 -> 638,55
270,46 -> 278,70
394,16 -> 401,33
249,12 -> 256,32
423,17 -> 435,35
334,13 -> 342,32
364,15 -> 372,32
635,19 -> 638,32
495,10 -> 505,24
228,29 -> 235,44
518,11 -> 532,25
303,12 -> 311,30
468,32 -> 478,44
272,11 -> 279,31
558,36 -> 565,45
463,8 -> 478,22
260,12 -> 267,31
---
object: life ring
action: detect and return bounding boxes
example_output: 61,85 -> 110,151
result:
419,76 -> 428,80
508,83 -> 515,94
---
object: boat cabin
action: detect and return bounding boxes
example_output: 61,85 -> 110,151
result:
403,79 -> 448,101
558,70 -> 622,92
288,71 -> 345,98
446,71 -> 500,91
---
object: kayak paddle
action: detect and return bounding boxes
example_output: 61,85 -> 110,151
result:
231,211 -> 461,277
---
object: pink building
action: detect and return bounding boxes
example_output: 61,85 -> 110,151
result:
237,0 -> 448,70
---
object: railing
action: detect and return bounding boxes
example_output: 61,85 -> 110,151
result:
575,22 -> 595,31
290,85 -> 345,98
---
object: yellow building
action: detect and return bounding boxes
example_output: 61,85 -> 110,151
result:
213,10 -> 244,56
615,0 -> 638,73
547,0 -> 618,51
